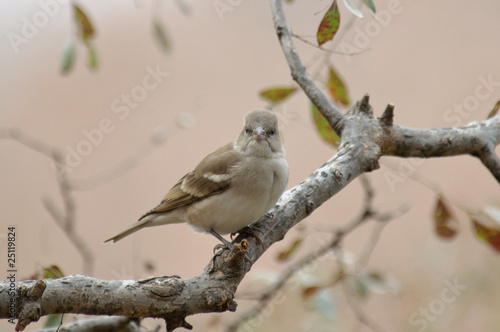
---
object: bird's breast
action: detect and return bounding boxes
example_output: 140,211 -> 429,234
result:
186,155 -> 288,235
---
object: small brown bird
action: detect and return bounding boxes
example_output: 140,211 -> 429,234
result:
104,109 -> 289,246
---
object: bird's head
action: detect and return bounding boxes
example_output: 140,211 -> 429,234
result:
235,109 -> 285,158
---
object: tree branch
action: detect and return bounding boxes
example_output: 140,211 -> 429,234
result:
270,0 -> 500,182
379,115 -> 500,181
270,0 -> 345,134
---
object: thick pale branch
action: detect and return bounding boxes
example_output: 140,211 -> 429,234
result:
381,116 -> 500,157
380,116 -> 500,181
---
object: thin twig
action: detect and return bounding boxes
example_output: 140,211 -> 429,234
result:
54,313 -> 64,332
68,141 -> 154,191
271,0 -> 345,134
291,33 -> 369,56
342,273 -> 388,332
1,127 -> 95,275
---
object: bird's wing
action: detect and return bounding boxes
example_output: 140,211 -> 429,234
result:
139,143 -> 242,220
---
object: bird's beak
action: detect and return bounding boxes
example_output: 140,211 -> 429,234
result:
253,127 -> 266,140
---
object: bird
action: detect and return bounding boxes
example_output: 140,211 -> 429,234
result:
104,109 -> 289,247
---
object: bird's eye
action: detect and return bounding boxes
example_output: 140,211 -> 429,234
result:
245,128 -> 252,135
268,129 -> 276,135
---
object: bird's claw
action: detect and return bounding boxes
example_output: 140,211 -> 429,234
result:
233,225 -> 265,250
212,242 -> 234,255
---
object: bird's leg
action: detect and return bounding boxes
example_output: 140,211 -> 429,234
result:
209,229 -> 250,273
209,229 -> 234,253
232,225 -> 265,250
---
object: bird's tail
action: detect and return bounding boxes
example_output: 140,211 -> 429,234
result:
103,218 -> 151,243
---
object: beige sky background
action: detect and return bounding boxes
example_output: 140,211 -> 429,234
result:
2,0 -> 500,331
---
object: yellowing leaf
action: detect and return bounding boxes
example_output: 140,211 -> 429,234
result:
73,4 -> 95,42
259,86 -> 298,104
433,196 -> 459,239
317,0 -> 340,46
472,217 -> 500,252
311,104 -> 340,147
487,100 -> 500,119
327,66 -> 350,106
276,238 -> 303,262
302,286 -> 320,300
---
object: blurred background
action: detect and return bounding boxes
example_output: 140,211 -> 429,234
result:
2,0 -> 500,331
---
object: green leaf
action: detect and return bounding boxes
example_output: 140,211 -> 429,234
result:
311,104 -> 340,147
349,272 -> 399,300
352,275 -> 369,299
276,238 -> 303,262
317,0 -> 340,46
259,86 -> 298,104
44,314 -> 63,328
362,272 -> 399,294
73,4 -> 95,42
310,288 -> 338,319
42,265 -> 64,279
60,40 -> 76,74
487,100 -> 500,119
327,66 -> 350,106
362,0 -> 376,15
87,43 -> 99,70
153,19 -> 172,54
173,0 -> 191,15
343,0 -> 363,18
433,196 -> 459,239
